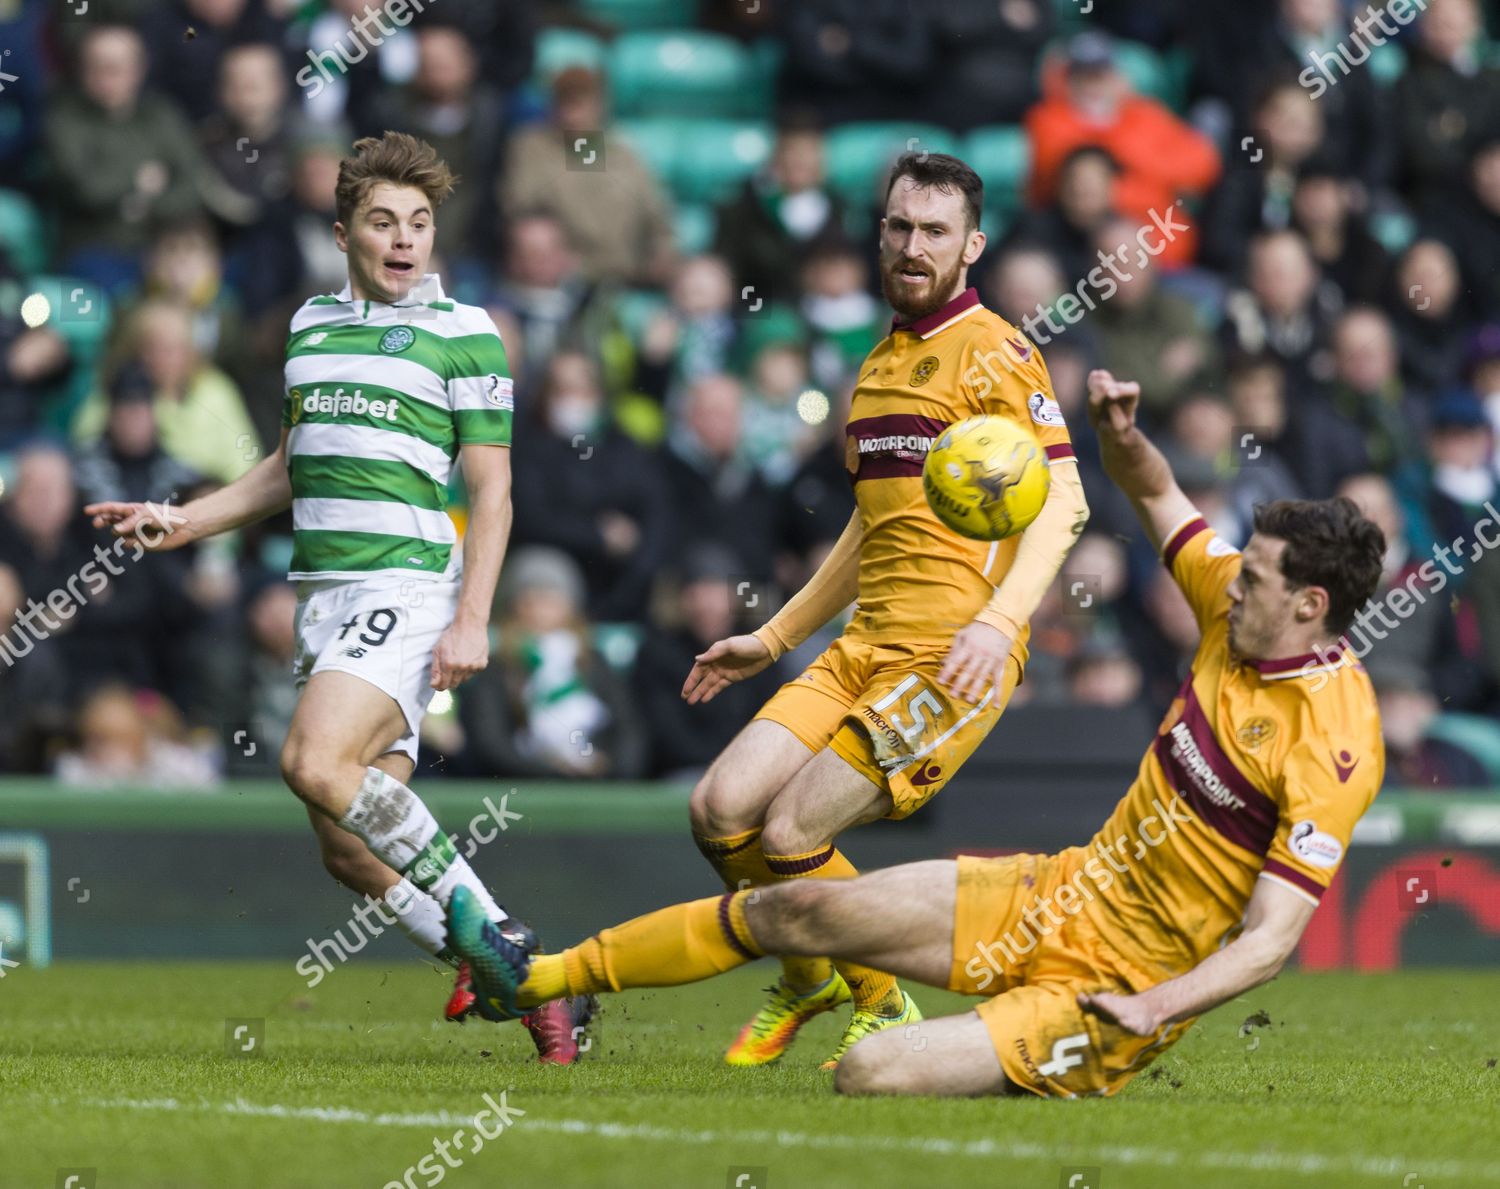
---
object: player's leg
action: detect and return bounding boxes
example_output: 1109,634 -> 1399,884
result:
503,861 -> 959,1012
832,1011 -> 1018,1097
280,670 -> 509,927
304,750 -> 455,965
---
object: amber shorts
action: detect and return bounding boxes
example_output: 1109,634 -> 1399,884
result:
948,851 -> 1195,1098
754,634 -> 1021,818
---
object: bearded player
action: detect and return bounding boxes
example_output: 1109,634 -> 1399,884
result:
538,152 -> 1088,1069
84,132 -> 587,1062
450,368 -> 1386,1098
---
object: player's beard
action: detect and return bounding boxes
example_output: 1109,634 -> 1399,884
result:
881,253 -> 965,322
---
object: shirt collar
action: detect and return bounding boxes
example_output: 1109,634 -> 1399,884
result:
334,273 -> 446,308
890,286 -> 982,339
1243,644 -> 1349,681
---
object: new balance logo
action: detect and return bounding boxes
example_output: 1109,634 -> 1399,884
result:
1037,1032 -> 1089,1078
341,646 -> 367,658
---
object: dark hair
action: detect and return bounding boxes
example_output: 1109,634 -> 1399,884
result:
335,132 -> 455,227
1058,145 -> 1120,176
884,152 -> 983,232
1252,498 -> 1385,637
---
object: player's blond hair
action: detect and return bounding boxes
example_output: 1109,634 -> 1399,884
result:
334,132 -> 456,227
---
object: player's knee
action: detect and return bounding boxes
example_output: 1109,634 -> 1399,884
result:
280,739 -> 339,806
758,808 -> 826,860
833,1036 -> 898,1096
688,767 -> 757,838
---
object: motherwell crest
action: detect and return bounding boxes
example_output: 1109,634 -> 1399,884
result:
909,356 -> 941,386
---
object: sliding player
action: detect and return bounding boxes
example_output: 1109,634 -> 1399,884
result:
451,368 -> 1385,1096
84,132 -> 586,1062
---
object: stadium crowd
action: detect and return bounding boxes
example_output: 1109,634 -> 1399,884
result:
0,0 -> 1497,787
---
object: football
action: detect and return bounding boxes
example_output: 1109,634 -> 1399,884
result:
922,415 -> 1051,541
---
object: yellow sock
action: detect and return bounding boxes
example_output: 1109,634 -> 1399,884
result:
763,844 -> 903,1015
697,828 -> 833,993
518,892 -> 763,1006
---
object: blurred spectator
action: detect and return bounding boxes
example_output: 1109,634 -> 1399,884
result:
54,683 -> 219,789
285,134 -> 352,299
1005,146 -> 1121,285
367,20 -> 507,261
922,0 -> 1053,127
632,545 -> 787,779
1396,0 -> 1500,208
1169,392 -> 1301,542
0,561 -> 70,773
1391,238 -> 1471,396
1222,0 -> 1389,188
200,41 -> 310,234
509,351 -> 670,622
296,0 -> 422,130
142,0 -> 288,125
1227,353 -> 1366,498
1291,167 -> 1389,306
1201,80 -> 1327,275
0,252 -> 73,445
664,373 -> 779,579
741,340 -> 821,486
230,576 -> 299,770
986,245 -> 1068,332
73,301 -> 259,485
1425,388 -> 1498,547
635,254 -> 740,405
1372,661 -> 1492,788
1067,640 -> 1145,708
800,242 -> 883,392
1025,32 -> 1221,268
1090,218 -> 1218,417
72,362 -> 203,506
489,212 -> 618,396
714,118 -> 847,306
779,0 -> 934,125
1337,472 -> 1453,685
500,67 -> 675,286
1131,567 -> 1202,709
1222,228 -> 1337,393
1325,307 -> 1425,478
137,221 -> 255,395
45,25 -> 214,284
1422,139 -> 1500,318
0,0 -> 49,179
457,546 -> 644,778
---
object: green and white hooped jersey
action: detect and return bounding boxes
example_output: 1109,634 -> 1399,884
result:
281,274 -> 512,580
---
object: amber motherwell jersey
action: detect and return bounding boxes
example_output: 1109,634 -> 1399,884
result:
843,288 -> 1076,662
1073,515 -> 1384,976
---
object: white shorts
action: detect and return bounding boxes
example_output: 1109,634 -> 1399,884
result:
291,575 -> 461,761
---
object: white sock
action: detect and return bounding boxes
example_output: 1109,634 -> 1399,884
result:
341,767 -> 508,924
384,878 -> 453,962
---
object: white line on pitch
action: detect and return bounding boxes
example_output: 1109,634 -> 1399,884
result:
62,1096 -> 1500,1183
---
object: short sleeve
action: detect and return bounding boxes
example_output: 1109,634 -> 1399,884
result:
1260,736 -> 1383,905
965,328 -> 1076,466
446,314 -> 513,447
1161,513 -> 1241,630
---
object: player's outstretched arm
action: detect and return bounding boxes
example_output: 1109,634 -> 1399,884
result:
431,443 -> 511,691
85,428 -> 293,550
1086,369 -> 1199,555
1078,878 -> 1316,1036
681,510 -> 863,704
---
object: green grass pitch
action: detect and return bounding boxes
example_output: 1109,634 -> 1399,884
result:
4,961 -> 1499,1188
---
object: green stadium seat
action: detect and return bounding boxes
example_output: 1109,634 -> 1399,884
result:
577,0 -> 698,31
610,31 -> 767,118
593,622 -> 644,671
612,287 -> 671,344
1426,713 -> 1500,785
1369,40 -> 1407,86
613,117 -> 681,186
1112,40 -> 1182,110
1051,0 -> 1090,33
1370,209 -> 1417,255
963,126 -> 1031,214
0,189 -> 46,276
532,27 -> 609,83
19,275 -> 112,434
669,120 -> 773,204
824,123 -> 961,208
673,201 -> 716,253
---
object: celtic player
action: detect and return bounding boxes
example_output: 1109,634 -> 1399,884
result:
85,133 -> 588,1062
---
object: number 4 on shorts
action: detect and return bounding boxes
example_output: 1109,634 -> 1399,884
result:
1038,1032 -> 1090,1078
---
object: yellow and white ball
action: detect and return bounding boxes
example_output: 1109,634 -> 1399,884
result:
922,416 -> 1051,541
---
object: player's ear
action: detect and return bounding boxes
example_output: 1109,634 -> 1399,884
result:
963,228 -> 986,267
1299,584 -> 1330,627
333,221 -> 349,254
